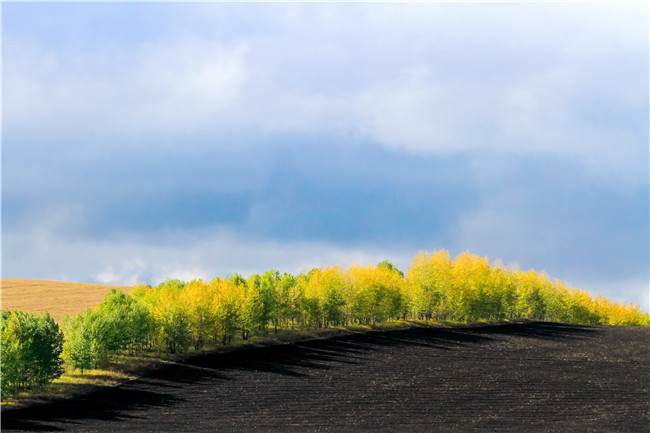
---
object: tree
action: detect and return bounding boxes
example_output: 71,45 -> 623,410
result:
276,273 -> 298,328
212,278 -> 243,345
150,287 -> 192,354
377,260 -> 404,277
182,280 -> 216,350
228,273 -> 247,288
514,269 -> 549,320
287,276 -> 306,329
95,289 -> 154,355
163,309 -> 192,354
240,285 -> 264,339
259,270 -> 280,332
1,310 -> 64,395
62,311 -> 96,374
405,251 -> 452,320
347,265 -> 405,324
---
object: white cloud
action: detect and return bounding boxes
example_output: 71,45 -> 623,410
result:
4,37 -> 249,137
122,39 -> 249,134
353,67 -> 453,153
5,3 -> 646,182
96,259 -> 147,285
3,220 -> 414,287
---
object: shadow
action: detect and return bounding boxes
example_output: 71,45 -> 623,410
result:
170,321 -> 597,379
179,325 -> 496,379
1,362 -> 229,431
464,321 -> 601,340
1,321 -> 601,431
1,386 -> 180,431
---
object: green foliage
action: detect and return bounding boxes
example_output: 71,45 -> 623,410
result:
62,311 -> 97,374
228,273 -> 247,288
1,310 -> 64,396
61,290 -> 157,373
259,270 -> 280,332
97,289 -> 153,353
161,308 -> 192,354
323,287 -> 346,325
377,260 -> 404,277
240,285 -> 265,339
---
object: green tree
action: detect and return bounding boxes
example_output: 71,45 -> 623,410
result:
260,270 -> 280,332
1,310 -> 64,395
377,260 -> 404,277
159,306 -> 192,354
61,311 -> 96,374
323,287 -> 346,326
276,273 -> 297,328
240,285 -> 264,339
96,290 -> 154,354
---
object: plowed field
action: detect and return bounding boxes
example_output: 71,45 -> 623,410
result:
2,322 -> 648,432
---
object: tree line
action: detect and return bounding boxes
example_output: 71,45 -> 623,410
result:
2,250 -> 648,397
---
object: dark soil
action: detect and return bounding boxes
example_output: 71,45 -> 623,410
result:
2,322 -> 649,432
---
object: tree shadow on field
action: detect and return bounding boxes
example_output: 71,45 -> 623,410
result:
465,321 -> 600,340
1,362 -> 229,432
1,386 -> 180,431
180,325 -> 494,378
181,321 -> 598,379
1,322 -> 599,431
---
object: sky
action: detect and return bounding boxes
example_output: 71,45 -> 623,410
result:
2,2 -> 648,311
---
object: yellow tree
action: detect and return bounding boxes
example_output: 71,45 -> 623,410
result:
450,252 -> 492,322
346,264 -> 405,324
305,266 -> 347,327
150,284 -> 191,354
211,278 -> 243,345
514,269 -> 550,320
544,280 -> 570,323
406,251 -> 453,321
488,262 -> 518,320
181,280 -> 216,350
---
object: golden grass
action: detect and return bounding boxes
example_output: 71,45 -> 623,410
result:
1,279 -> 133,322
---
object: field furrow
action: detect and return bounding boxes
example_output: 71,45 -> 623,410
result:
2,322 -> 648,432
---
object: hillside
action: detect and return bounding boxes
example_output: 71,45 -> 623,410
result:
1,279 -> 133,322
2,322 -> 648,432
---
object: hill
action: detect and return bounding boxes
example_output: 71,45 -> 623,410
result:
1,279 -> 133,322
2,322 -> 648,432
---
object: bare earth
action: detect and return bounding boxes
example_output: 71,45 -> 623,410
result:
2,322 -> 649,432
1,279 -> 133,322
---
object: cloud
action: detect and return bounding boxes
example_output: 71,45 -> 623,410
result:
2,2 -> 648,312
5,3 -> 646,170
4,36 -> 249,138
353,67 -> 453,153
2,221 -> 414,287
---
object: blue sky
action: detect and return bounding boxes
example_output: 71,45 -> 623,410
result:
2,2 -> 648,310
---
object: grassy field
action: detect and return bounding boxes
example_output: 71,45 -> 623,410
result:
1,279 -> 133,322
